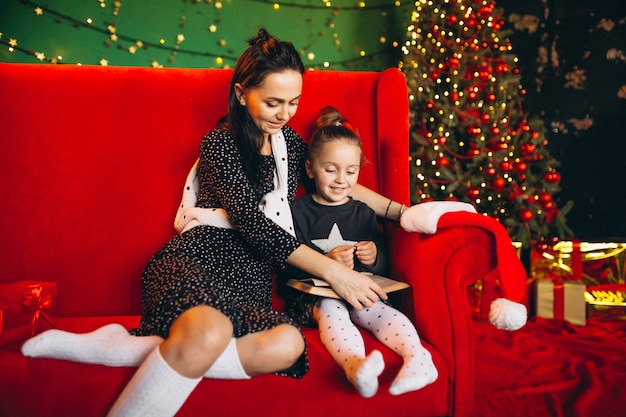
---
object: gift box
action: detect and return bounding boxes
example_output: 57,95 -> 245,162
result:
0,281 -> 57,346
585,284 -> 626,321
533,239 -> 586,325
531,241 -> 625,287
535,278 -> 586,325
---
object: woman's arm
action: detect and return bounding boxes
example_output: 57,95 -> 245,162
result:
286,244 -> 387,310
351,184 -> 405,222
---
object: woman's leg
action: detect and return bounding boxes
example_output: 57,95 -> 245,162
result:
235,323 -> 305,376
21,324 -> 163,367
350,302 -> 438,395
106,305 -> 232,417
22,324 -> 250,380
314,298 -> 384,398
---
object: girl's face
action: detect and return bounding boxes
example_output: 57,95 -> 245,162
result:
235,70 -> 302,140
306,139 -> 362,206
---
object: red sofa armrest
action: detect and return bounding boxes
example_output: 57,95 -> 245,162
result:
388,225 -> 497,417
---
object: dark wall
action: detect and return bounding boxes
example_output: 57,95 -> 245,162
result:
498,0 -> 626,240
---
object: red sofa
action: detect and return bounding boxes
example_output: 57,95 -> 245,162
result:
0,63 -> 498,417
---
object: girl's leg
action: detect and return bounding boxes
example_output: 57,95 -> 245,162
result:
350,302 -> 438,395
314,298 -> 384,398
106,305 -> 231,417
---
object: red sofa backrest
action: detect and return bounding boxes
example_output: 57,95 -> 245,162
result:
0,63 -> 409,317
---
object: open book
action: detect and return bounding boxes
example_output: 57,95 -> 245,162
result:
286,273 -> 410,299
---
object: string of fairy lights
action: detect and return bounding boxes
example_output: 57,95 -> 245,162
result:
0,0 -> 415,69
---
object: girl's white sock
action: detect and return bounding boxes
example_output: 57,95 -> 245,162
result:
350,301 -> 438,395
315,298 -> 384,398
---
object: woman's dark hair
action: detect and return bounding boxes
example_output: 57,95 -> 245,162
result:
218,28 -> 305,187
309,106 -> 364,166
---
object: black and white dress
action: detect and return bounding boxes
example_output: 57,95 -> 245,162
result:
131,125 -> 309,378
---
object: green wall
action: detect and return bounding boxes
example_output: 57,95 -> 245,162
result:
0,0 -> 412,70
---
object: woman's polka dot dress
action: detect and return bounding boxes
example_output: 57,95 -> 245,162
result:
130,126 -> 309,378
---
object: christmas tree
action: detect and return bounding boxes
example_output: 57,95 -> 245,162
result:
399,0 -> 572,247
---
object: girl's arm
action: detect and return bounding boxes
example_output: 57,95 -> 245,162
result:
286,244 -> 387,310
351,184 -> 405,222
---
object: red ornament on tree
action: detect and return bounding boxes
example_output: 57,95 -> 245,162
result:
436,156 -> 451,167
492,177 -> 506,190
514,161 -> 528,173
521,143 -> 537,156
499,161 -> 513,172
519,208 -> 534,222
466,187 -> 481,199
446,14 -> 458,26
544,171 -> 561,183
467,125 -> 482,137
495,62 -> 509,74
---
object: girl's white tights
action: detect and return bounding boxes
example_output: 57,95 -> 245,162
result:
315,298 -> 384,398
315,298 -> 438,397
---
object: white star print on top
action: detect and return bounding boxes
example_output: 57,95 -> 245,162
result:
311,223 -> 357,253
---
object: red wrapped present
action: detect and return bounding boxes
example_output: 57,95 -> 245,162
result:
531,241 -> 625,287
585,283 -> 626,321
0,281 -> 57,346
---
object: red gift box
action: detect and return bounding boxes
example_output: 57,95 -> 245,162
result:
0,281 -> 57,346
531,241 -> 625,286
585,283 -> 626,321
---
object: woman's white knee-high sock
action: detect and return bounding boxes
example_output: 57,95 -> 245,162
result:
22,324 -> 250,380
106,346 -> 202,417
21,324 -> 161,367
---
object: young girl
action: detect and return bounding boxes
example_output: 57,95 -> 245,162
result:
282,106 -> 438,398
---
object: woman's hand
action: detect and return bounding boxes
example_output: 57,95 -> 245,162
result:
327,268 -> 387,310
287,245 -> 387,310
354,241 -> 377,266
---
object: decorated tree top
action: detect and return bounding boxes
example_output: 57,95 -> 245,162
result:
399,0 -> 572,247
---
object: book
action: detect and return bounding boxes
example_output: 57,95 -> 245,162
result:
286,273 -> 410,299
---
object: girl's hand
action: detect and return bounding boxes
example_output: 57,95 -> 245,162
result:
354,241 -> 377,266
326,246 -> 355,269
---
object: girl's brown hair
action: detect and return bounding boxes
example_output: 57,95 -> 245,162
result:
309,106 -> 363,165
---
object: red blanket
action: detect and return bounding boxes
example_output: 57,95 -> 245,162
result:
472,317 -> 626,417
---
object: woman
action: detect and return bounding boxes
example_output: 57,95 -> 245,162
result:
22,29 -> 406,417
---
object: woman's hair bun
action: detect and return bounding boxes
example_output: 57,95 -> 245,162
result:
249,28 -> 271,46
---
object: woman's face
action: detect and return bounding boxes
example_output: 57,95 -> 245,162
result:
235,70 -> 303,139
